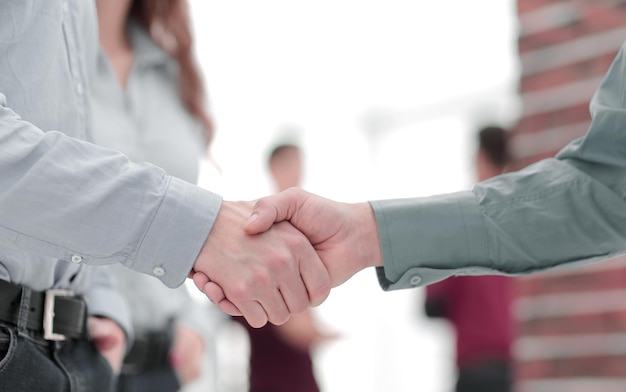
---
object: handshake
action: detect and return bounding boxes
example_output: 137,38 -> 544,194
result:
189,188 -> 384,328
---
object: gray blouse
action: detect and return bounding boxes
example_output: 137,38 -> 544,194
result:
91,22 -> 210,335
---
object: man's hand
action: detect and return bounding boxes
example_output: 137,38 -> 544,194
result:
245,188 -> 384,286
170,326 -> 204,385
88,317 -> 126,374
190,200 -> 331,328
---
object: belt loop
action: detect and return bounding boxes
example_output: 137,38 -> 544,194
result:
17,286 -> 32,333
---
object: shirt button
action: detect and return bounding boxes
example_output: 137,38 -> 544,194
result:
409,275 -> 422,286
70,254 -> 83,264
152,266 -> 165,276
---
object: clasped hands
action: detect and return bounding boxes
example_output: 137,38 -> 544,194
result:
189,188 -> 383,328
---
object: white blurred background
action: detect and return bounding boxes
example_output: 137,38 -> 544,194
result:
185,1 -> 521,391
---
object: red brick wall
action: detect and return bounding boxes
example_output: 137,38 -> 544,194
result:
512,1 -> 626,391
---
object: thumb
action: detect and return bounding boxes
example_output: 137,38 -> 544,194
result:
191,273 -> 243,317
244,188 -> 304,234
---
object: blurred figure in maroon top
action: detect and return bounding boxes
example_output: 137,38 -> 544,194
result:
235,134 -> 337,392
425,126 -> 514,392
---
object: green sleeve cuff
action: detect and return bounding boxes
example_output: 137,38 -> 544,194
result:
369,191 -> 489,290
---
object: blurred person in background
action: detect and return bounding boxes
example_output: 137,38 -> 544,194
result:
424,126 -> 514,392
234,133 -> 338,392
92,0 -> 223,391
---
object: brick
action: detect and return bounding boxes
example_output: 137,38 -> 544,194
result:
580,6 -> 626,34
518,311 -> 626,336
519,25 -> 582,53
513,0 -> 626,385
518,0 -> 569,15
517,356 -> 626,379
516,266 -> 626,298
520,53 -> 617,93
515,102 -> 590,135
519,3 -> 626,52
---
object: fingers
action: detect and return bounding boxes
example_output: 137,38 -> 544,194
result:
244,202 -> 278,234
88,317 -> 126,374
191,273 -> 243,316
274,282 -> 308,316
191,271 -> 209,290
216,297 -> 288,328
88,318 -> 123,351
244,188 -> 306,234
276,232 -> 330,310
192,258 -> 309,327
193,272 -> 285,328
195,272 -> 296,327
215,297 -> 242,317
228,276 -> 290,327
171,326 -> 204,384
299,248 -> 331,307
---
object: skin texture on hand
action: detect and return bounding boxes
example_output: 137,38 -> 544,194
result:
193,188 -> 383,320
170,325 -> 205,384
245,188 -> 384,285
88,316 -> 126,374
191,200 -> 331,328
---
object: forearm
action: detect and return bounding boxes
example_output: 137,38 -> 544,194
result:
372,41 -> 626,290
373,158 -> 626,289
0,103 -> 221,287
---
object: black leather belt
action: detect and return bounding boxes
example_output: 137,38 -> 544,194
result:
0,280 -> 87,341
122,327 -> 173,374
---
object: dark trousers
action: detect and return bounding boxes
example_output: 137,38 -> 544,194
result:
0,321 -> 115,392
456,360 -> 512,392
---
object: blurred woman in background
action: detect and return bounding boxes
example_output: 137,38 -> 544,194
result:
92,1 -> 223,391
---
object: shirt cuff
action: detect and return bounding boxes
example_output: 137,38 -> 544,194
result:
369,191 -> 489,290
129,176 -> 222,288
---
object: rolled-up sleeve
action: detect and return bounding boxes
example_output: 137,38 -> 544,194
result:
372,41 -> 626,290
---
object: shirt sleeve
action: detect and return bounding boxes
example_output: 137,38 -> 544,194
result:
371,41 -> 626,291
0,93 -> 221,288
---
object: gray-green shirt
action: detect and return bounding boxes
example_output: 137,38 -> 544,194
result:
0,1 -> 221,329
372,41 -> 626,290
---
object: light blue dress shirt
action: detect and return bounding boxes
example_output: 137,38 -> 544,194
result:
0,1 -> 221,327
372,41 -> 626,290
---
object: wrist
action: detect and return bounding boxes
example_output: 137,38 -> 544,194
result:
353,202 -> 383,270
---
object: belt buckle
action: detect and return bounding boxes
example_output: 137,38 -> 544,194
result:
43,289 -> 74,341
